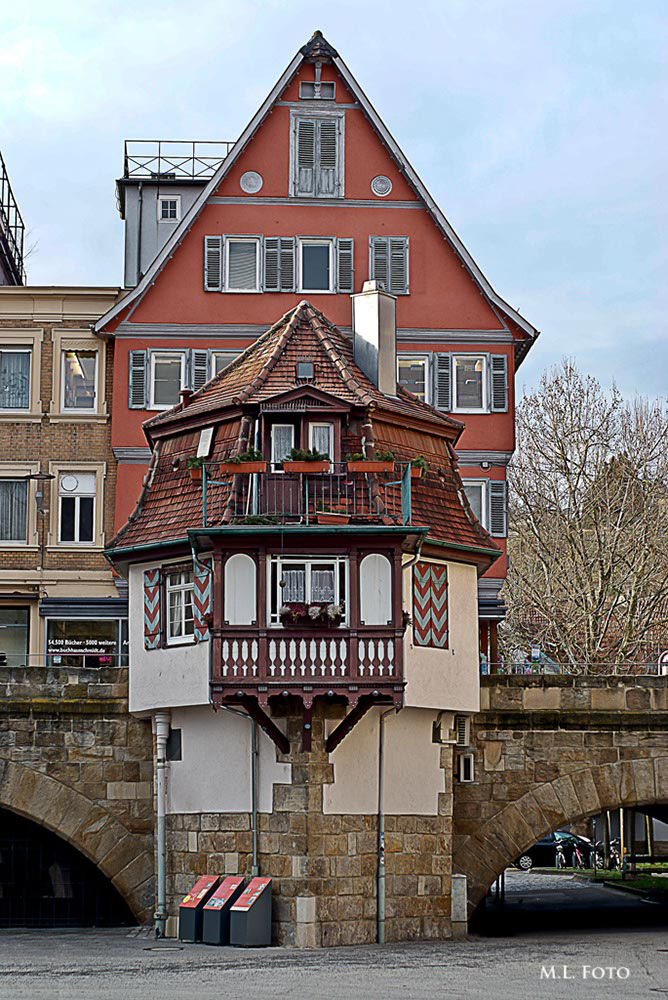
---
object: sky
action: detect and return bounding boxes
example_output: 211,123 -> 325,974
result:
1,0 -> 665,397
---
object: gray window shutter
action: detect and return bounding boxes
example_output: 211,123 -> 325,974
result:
296,119 -> 316,195
317,119 -> 338,196
204,236 -> 222,291
279,237 -> 295,291
369,236 -> 389,289
190,350 -> 210,392
434,353 -> 451,411
128,350 -> 147,408
264,237 -> 280,291
389,237 -> 409,294
489,480 -> 507,537
336,238 -> 354,293
490,354 -> 508,412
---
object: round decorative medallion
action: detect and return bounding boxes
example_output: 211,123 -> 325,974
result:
60,474 -> 79,493
240,170 -> 263,194
371,175 -> 392,197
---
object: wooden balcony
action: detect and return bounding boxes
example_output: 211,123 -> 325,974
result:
211,624 -> 405,711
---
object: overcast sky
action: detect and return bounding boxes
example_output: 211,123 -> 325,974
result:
2,0 -> 665,396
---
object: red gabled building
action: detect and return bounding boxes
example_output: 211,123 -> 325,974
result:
96,30 -> 537,668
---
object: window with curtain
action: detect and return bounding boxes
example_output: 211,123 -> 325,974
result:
281,565 -> 306,603
271,556 -> 347,624
309,422 -> 333,459
0,480 -> 27,542
271,424 -> 295,471
0,350 -> 30,410
62,350 -> 97,411
226,238 -> 260,291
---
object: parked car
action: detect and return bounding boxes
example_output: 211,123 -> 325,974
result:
513,831 -> 593,870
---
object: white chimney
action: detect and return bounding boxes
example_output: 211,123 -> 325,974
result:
352,280 -> 397,395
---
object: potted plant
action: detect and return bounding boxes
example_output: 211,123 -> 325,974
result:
187,456 -> 204,482
219,448 -> 266,475
410,455 -> 427,479
315,501 -> 350,525
346,449 -> 395,473
283,447 -> 330,474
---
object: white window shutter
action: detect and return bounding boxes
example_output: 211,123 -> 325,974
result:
490,354 -> 509,412
279,238 -> 296,291
336,238 -> 354,293
204,236 -> 222,291
389,237 -> 409,294
296,119 -> 316,195
128,351 -> 147,408
190,350 -> 210,392
317,119 -> 338,196
434,354 -> 451,411
264,237 -> 280,291
489,480 -> 507,537
370,236 -> 389,289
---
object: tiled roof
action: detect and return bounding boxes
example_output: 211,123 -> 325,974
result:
110,302 -> 498,562
144,301 -> 463,434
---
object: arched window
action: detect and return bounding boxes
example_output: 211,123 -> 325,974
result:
359,554 -> 392,625
224,554 -> 257,625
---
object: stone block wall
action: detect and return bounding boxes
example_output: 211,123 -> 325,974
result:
165,707 -> 454,946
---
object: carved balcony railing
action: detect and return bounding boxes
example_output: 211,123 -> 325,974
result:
212,625 -> 404,707
201,462 -> 413,528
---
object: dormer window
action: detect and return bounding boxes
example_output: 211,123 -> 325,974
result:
296,362 -> 314,380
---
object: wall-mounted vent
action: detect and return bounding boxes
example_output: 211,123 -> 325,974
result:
455,715 -> 470,747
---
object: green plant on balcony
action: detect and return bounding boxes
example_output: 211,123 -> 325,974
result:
220,447 -> 266,474
315,499 -> 350,525
187,456 -> 204,482
346,448 -> 395,473
283,447 -> 330,473
232,514 -> 280,525
410,455 -> 427,478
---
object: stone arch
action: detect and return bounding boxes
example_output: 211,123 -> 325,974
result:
0,759 -> 153,923
455,754 -> 668,911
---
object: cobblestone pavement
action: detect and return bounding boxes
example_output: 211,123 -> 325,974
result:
503,869 -> 596,892
0,926 -> 667,1000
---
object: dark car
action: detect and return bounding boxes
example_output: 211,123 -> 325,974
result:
513,831 -> 593,870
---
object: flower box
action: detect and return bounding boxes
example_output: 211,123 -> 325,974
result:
189,466 -> 202,483
219,461 -> 267,475
316,512 -> 350,525
279,602 -> 344,627
347,460 -> 395,473
410,466 -> 423,479
283,460 -> 330,474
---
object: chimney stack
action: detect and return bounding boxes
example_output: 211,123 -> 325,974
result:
352,280 -> 397,396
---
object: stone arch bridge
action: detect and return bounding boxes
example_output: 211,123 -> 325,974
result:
454,675 -> 668,911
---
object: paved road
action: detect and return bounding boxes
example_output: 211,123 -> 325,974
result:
0,925 -> 667,1000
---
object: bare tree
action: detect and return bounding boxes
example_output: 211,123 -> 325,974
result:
502,360 -> 668,667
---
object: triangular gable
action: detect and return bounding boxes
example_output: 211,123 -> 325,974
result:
256,384 -> 353,412
96,32 -> 538,343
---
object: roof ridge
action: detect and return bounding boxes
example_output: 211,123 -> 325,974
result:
303,303 -> 375,407
234,301 -> 309,404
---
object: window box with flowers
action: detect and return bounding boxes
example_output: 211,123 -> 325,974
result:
279,602 -> 345,628
346,449 -> 395,474
283,447 -> 330,474
220,448 -> 266,475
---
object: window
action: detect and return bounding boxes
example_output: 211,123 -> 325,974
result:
268,556 -> 348,625
271,424 -> 295,471
369,237 -> 409,295
225,238 -> 260,292
158,196 -> 180,222
46,618 -> 121,668
462,479 -> 507,537
211,351 -> 240,377
166,570 -> 195,644
0,349 -> 31,410
453,355 -> 486,411
397,355 -> 429,401
0,480 -> 27,542
300,239 -> 333,292
149,352 -> 185,409
462,480 -> 486,529
62,349 -> 97,411
455,715 -> 471,747
59,473 -> 95,544
296,362 -> 314,380
291,114 -> 343,198
309,422 -> 334,459
458,753 -> 475,783
0,607 -> 29,667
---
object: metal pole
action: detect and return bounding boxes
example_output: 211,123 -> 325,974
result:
377,708 -> 394,945
251,722 -> 259,876
154,711 -> 171,937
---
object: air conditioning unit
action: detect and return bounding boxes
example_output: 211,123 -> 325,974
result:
455,715 -> 470,748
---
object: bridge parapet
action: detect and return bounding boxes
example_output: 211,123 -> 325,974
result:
481,674 -> 668,716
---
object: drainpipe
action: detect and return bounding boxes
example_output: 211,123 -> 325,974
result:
377,707 -> 395,944
136,181 -> 143,285
154,710 -> 171,937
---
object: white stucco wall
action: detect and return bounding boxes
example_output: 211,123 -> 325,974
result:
403,559 -> 480,714
128,562 -> 210,713
167,706 -> 291,814
323,706 -> 447,816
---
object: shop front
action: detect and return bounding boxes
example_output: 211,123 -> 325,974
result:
39,599 -> 128,669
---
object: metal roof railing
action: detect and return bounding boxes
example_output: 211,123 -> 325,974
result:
123,140 -> 236,180
0,153 -> 25,284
